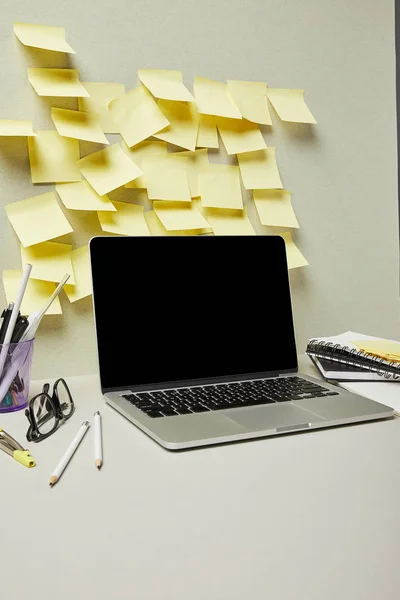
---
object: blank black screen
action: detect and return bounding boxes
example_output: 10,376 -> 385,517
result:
90,236 -> 298,391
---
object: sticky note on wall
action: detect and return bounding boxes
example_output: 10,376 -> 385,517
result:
227,80 -> 272,125
196,115 -> 219,149
0,120 -> 36,136
154,100 -> 199,152
124,141 -> 168,189
5,191 -> 73,247
79,82 -> 126,134
64,246 -> 92,302
51,108 -> 109,145
138,69 -> 194,102
237,148 -> 283,190
97,201 -> 150,236
202,207 -> 256,236
280,232 -> 308,269
21,241 -> 75,284
217,117 -> 266,155
14,22 -> 76,53
153,201 -> 211,231
56,181 -> 116,212
78,144 -> 142,195
253,190 -> 299,228
266,89 -> 317,124
109,85 -> 170,148
28,130 -> 81,183
199,164 -> 243,210
194,77 -> 242,120
27,68 -> 89,97
3,270 -> 62,315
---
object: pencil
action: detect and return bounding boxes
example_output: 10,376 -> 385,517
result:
94,411 -> 103,469
49,420 -> 90,487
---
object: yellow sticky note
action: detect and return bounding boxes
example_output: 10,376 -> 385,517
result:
27,68 -> 89,97
227,80 -> 272,125
196,114 -> 219,149
109,85 -> 169,148
56,181 -> 116,212
217,118 -> 266,155
138,69 -> 194,102
21,241 -> 75,284
351,340 -> 400,362
173,149 -> 209,197
194,77 -> 242,120
124,141 -> 168,188
202,207 -> 256,236
3,270 -> 62,315
144,209 -> 211,236
64,246 -> 92,302
144,156 -> 191,202
253,190 -> 299,228
98,201 -> 150,236
28,130 -> 81,183
153,201 -> 211,231
199,164 -> 243,210
237,148 -> 283,190
5,191 -> 73,247
51,108 -> 108,145
13,22 -> 75,54
280,232 -> 308,269
154,100 -> 199,152
0,120 -> 35,136
78,82 -> 125,134
78,144 -> 142,196
267,89 -> 317,124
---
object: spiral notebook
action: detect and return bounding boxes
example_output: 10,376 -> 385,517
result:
306,331 -> 400,382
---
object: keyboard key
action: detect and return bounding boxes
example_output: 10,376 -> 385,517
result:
161,408 -> 178,416
190,405 -> 210,413
146,410 -> 164,418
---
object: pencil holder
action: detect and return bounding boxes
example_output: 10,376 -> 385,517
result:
0,339 -> 34,413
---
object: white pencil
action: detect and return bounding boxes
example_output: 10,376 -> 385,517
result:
49,420 -> 90,487
0,264 -> 32,377
94,411 -> 103,470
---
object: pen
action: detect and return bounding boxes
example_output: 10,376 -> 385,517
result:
0,303 -> 15,344
11,316 -> 29,343
0,264 -> 32,377
94,411 -> 103,470
49,420 -> 90,487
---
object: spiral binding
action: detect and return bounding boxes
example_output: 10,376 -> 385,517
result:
306,340 -> 400,380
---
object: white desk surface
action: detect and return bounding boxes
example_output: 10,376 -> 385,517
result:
1,356 -> 399,600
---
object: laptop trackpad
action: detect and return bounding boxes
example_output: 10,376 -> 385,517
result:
224,402 -> 325,432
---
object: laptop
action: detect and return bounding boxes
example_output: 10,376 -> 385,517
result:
89,235 -> 394,449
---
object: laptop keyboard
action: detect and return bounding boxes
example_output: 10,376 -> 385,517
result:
122,376 -> 338,418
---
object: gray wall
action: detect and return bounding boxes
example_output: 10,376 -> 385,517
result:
0,0 -> 399,379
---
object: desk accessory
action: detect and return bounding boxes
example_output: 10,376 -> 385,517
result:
306,331 -> 400,382
0,426 -> 35,467
0,303 -> 15,344
25,378 -> 75,442
49,420 -> 90,487
0,339 -> 34,413
94,411 -> 103,469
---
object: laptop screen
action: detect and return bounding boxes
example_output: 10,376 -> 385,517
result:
90,236 -> 298,391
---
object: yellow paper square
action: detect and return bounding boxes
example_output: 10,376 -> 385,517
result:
153,201 -> 211,231
253,190 -> 299,228
21,241 -> 75,284
351,340 -> 400,361
56,181 -> 116,211
217,118 -> 267,155
227,80 -> 272,125
144,209 -> 211,236
143,156 -> 191,202
109,85 -> 169,148
202,207 -> 256,235
196,115 -> 219,149
194,77 -> 242,119
138,69 -> 194,102
28,130 -> 81,183
78,82 -> 125,134
98,201 -> 150,236
173,149 -> 209,197
237,148 -> 283,190
124,141 -> 168,188
78,144 -> 142,196
64,246 -> 92,302
3,270 -> 62,315
154,100 -> 199,151
27,68 -> 89,97
280,232 -> 308,269
51,108 -> 108,144
199,164 -> 243,209
267,89 -> 317,124
5,191 -> 73,247
0,120 -> 36,136
14,22 -> 75,54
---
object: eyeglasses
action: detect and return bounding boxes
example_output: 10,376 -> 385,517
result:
25,378 -> 75,442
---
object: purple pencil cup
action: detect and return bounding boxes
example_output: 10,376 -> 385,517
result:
0,339 -> 34,413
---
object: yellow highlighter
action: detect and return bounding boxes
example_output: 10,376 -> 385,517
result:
0,427 -> 36,468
